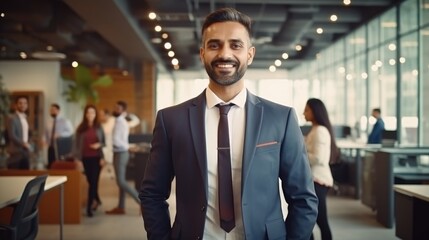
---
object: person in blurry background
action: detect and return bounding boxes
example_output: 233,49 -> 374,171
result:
44,103 -> 73,168
105,101 -> 140,215
304,98 -> 338,240
367,108 -> 385,144
6,96 -> 31,169
72,104 -> 105,217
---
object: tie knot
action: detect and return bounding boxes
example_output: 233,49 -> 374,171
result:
216,103 -> 234,115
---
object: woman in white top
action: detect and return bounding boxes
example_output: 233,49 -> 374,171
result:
304,98 -> 339,240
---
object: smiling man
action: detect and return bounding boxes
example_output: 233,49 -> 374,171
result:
140,8 -> 318,240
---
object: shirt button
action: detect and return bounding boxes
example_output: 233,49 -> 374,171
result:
201,206 -> 206,212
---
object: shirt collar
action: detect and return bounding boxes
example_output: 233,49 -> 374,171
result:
16,111 -> 26,118
206,87 -> 247,109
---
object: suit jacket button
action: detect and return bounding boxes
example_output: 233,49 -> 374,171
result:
201,206 -> 206,212
196,236 -> 201,240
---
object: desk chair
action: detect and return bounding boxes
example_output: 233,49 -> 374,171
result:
0,175 -> 48,240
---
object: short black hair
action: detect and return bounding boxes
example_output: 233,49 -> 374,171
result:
201,8 -> 252,44
373,108 -> 381,114
51,103 -> 60,110
117,100 -> 127,110
15,95 -> 28,103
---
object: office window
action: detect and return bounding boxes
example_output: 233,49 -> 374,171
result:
400,0 -> 418,34
346,54 -> 367,133
380,7 -> 397,43
354,26 -> 367,55
368,18 -> 380,48
258,79 -> 293,106
422,0 -> 429,26
400,32 -> 419,146
380,42 -> 398,130
422,26 -> 429,146
368,48 -> 382,111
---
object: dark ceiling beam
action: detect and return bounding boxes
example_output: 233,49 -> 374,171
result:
63,0 -> 167,72
197,0 -> 394,6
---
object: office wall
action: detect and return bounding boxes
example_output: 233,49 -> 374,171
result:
0,60 -> 74,123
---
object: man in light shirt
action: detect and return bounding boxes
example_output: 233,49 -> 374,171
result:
6,96 -> 31,169
140,8 -> 318,240
105,101 -> 140,215
44,103 -> 73,168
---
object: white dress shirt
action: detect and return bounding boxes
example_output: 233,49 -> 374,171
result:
203,87 -> 246,240
45,115 -> 73,144
17,112 -> 29,143
112,113 -> 129,152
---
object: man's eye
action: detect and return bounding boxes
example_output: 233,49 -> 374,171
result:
208,44 -> 219,49
231,44 -> 242,49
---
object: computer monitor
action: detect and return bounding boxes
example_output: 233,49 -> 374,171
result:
381,130 -> 397,147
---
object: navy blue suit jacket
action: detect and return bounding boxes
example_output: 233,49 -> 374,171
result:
368,118 -> 385,144
140,90 -> 318,240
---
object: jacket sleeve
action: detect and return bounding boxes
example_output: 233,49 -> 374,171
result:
139,110 -> 174,240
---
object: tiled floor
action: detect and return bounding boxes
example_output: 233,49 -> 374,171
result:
37,165 -> 398,240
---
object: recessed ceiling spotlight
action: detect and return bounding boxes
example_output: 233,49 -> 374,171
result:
295,45 -> 302,51
72,61 -> 78,68
343,0 -> 351,5
162,33 -> 168,39
330,15 -> 338,22
155,25 -> 162,32
316,28 -> 323,34
274,59 -> 281,67
46,45 -> 53,51
168,50 -> 175,57
282,53 -> 289,59
20,52 -> 27,59
164,42 -> 172,50
171,58 -> 179,65
269,65 -> 276,72
1,13 -> 5,18
148,12 -> 157,20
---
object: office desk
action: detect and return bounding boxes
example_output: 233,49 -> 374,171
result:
0,176 -> 67,240
365,148 -> 429,228
394,185 -> 429,240
336,139 -> 380,199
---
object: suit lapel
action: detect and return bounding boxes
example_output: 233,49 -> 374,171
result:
242,91 -> 263,190
189,91 -> 209,197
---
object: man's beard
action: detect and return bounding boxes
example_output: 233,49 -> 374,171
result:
204,58 -> 246,86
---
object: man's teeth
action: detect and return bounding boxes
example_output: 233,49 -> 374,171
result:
217,64 -> 233,68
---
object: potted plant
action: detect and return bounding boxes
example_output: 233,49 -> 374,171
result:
0,75 -> 11,168
63,65 -> 113,108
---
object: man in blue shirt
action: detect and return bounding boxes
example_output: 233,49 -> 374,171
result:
368,108 -> 385,144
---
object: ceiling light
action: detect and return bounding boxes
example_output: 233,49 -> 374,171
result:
361,72 -> 368,79
173,65 -> 180,70
151,38 -> 162,44
155,25 -> 162,32
171,58 -> 179,65
122,70 -> 129,76
346,74 -> 353,81
389,59 -> 396,65
1,13 -> 5,18
31,51 -> 66,60
162,33 -> 168,39
20,52 -> 27,59
46,45 -> 53,51
168,51 -> 175,57
148,12 -> 157,20
269,65 -> 276,72
343,0 -> 351,5
282,53 -> 289,59
399,57 -> 406,63
316,28 -> 323,34
388,43 -> 396,51
375,60 -> 383,67
412,70 -> 418,76
295,45 -> 302,51
72,61 -> 78,68
330,15 -> 338,22
164,42 -> 172,50
274,59 -> 281,67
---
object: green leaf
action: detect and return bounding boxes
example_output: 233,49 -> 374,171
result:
93,75 -> 113,87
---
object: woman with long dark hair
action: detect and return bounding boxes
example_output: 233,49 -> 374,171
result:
72,104 -> 105,217
303,98 -> 338,240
